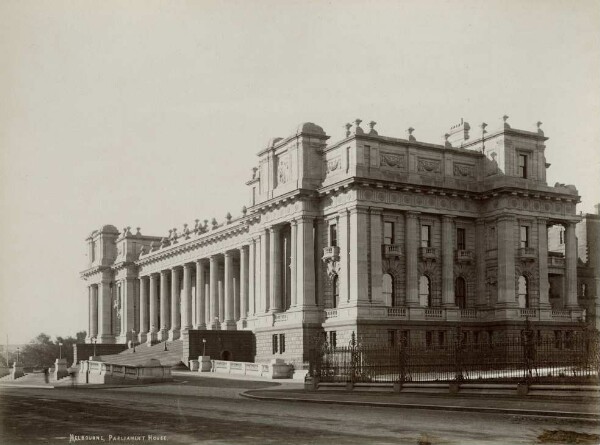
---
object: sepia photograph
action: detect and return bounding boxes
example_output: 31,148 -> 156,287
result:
1,1 -> 599,444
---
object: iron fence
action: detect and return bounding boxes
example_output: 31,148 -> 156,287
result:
309,329 -> 600,384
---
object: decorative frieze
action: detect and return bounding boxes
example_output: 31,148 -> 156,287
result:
453,162 -> 475,178
326,156 -> 341,174
417,157 -> 442,174
380,153 -> 406,170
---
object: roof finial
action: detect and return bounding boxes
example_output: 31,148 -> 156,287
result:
354,119 -> 364,135
407,127 -> 416,142
344,123 -> 352,137
368,121 -> 378,136
444,133 -> 452,148
502,115 -> 510,129
536,121 -> 544,136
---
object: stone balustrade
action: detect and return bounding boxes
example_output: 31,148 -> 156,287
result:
519,247 -> 536,261
455,249 -> 474,263
419,247 -> 438,260
78,359 -> 172,385
382,244 -> 403,257
322,246 -> 340,261
324,308 -> 339,319
210,358 -> 292,379
548,256 -> 565,267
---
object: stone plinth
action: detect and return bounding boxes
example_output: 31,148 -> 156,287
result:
54,358 -> 68,380
199,356 -> 212,372
189,359 -> 199,371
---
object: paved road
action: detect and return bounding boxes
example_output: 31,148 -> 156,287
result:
1,376 -> 599,445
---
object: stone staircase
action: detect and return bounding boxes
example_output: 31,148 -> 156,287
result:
96,340 -> 185,368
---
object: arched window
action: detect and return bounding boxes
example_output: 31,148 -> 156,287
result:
419,275 -> 431,307
455,277 -> 466,309
332,276 -> 339,308
518,275 -> 529,308
382,274 -> 394,307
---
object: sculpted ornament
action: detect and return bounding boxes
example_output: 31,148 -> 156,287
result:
380,153 -> 406,169
277,155 -> 290,185
453,163 -> 474,178
417,158 -> 441,174
327,157 -> 341,173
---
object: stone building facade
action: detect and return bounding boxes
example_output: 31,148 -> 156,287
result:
81,117 -> 589,366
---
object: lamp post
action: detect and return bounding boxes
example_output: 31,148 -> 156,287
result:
59,342 -> 63,359
131,329 -> 136,353
202,338 -> 206,357
92,337 -> 97,357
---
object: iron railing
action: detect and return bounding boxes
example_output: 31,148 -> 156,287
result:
309,328 -> 600,384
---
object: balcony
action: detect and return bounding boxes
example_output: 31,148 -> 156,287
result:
551,309 -> 571,320
387,307 -> 407,318
459,309 -> 478,319
420,247 -> 438,260
324,308 -> 339,319
322,246 -> 340,262
519,308 -> 537,318
548,256 -> 565,267
382,244 -> 403,258
519,247 -> 536,261
425,308 -> 443,319
456,249 -> 474,263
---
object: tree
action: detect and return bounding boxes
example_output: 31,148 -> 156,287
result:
19,331 -> 87,368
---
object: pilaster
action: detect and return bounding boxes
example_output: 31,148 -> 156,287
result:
195,260 -> 206,329
475,219 -> 487,308
269,226 -> 282,313
159,270 -> 170,341
565,222 -> 579,308
169,267 -> 181,340
537,218 -> 550,308
405,211 -> 420,306
370,208 -> 383,305
296,215 -> 316,308
496,215 -> 516,308
441,215 -> 455,307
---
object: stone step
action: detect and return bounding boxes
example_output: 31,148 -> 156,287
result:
96,339 -> 185,367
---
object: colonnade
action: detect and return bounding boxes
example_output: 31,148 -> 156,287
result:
86,217 -> 316,344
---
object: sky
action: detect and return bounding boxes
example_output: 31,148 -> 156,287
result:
1,0 -> 599,344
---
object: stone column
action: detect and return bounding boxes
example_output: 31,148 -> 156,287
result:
159,270 -> 170,341
169,267 -> 181,340
442,215 -> 455,307
248,238 -> 256,317
290,221 -> 297,307
149,273 -> 159,342
209,256 -> 220,329
537,218 -> 550,308
239,246 -> 249,324
119,277 -> 136,343
223,251 -> 236,329
337,211 -> 349,304
565,221 -> 579,308
181,263 -> 193,331
496,215 -> 516,307
405,211 -> 419,306
475,219 -> 487,307
195,260 -> 206,329
88,285 -> 98,341
296,216 -> 316,307
138,277 -> 148,343
349,206 -> 370,304
269,226 -> 282,313
261,229 -> 270,313
370,208 -> 383,305
97,278 -> 114,343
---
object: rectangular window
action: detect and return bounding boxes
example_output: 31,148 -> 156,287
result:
388,330 -> 395,347
425,331 -> 433,349
384,221 -> 394,245
279,334 -> 286,353
252,187 -> 256,206
520,226 -> 529,248
457,228 -> 466,250
400,330 -> 410,347
554,331 -> 562,349
329,331 -> 337,349
518,154 -> 527,178
421,225 -> 431,248
330,224 -> 338,247
272,334 -> 278,354
346,147 -> 351,173
364,145 -> 371,167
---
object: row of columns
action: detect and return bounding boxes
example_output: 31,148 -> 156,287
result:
87,216 -> 317,344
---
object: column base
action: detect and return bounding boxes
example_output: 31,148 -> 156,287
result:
194,323 -> 207,330
138,332 -> 148,343
168,329 -> 181,340
209,321 -> 221,330
96,335 -> 116,344
222,321 -> 237,331
147,332 -> 158,345
159,329 -> 169,342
